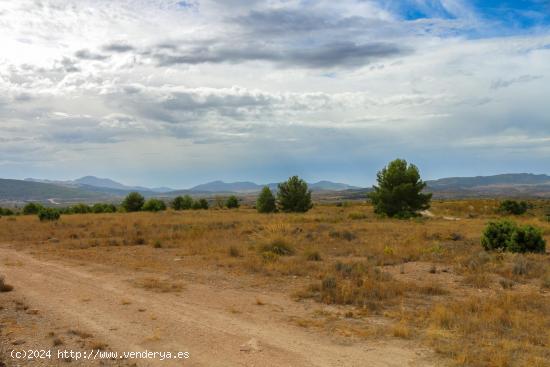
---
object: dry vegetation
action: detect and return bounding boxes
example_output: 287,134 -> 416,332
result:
1,199 -> 549,366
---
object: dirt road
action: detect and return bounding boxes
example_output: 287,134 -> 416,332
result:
0,247 -> 436,366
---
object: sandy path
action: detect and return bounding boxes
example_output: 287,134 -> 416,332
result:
0,247 -> 436,367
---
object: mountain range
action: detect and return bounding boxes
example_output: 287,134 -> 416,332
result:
1,173 -> 549,204
188,180 -> 358,193
25,176 -> 173,193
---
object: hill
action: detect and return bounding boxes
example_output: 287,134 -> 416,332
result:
190,181 -> 261,193
427,173 -> 550,189
426,173 -> 550,197
189,180 -> 358,193
0,178 -> 108,203
5,173 -> 550,203
26,176 -> 174,195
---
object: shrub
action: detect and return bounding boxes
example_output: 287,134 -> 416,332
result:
226,195 -> 240,209
498,200 -> 528,215
71,203 -> 91,214
171,195 -> 193,210
142,198 -> 167,212
261,239 -> 294,256
277,176 -> 312,213
0,207 -> 14,216
256,186 -> 276,213
481,220 -> 546,253
23,202 -> 44,215
481,220 -> 517,251
368,159 -> 432,218
508,225 -> 546,253
91,203 -> 104,213
229,246 -> 241,257
122,192 -> 145,212
305,250 -> 322,261
38,208 -> 60,221
199,198 -> 209,209
91,203 -> 117,213
321,276 -> 337,290
0,276 -> 13,292
191,198 -> 209,210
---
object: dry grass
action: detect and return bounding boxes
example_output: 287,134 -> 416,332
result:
297,261 -> 408,312
0,199 -> 549,365
133,277 -> 184,293
67,329 -> 92,339
411,292 -> 550,366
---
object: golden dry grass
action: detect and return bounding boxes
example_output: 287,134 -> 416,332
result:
0,199 -> 549,366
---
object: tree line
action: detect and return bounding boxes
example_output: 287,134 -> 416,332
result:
4,160 -> 426,218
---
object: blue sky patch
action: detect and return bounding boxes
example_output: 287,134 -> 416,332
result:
386,0 -> 550,32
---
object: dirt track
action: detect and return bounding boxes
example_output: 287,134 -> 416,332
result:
0,247 -> 436,366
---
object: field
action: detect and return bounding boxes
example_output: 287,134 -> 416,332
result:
1,200 -> 549,366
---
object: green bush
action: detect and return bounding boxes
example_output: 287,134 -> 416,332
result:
481,220 -> 517,251
277,176 -> 312,213
481,220 -> 546,253
142,198 -> 167,212
256,186 -> 276,213
368,159 -> 431,218
508,225 -> 546,253
71,203 -> 91,214
91,203 -> 117,213
171,195 -> 193,210
38,208 -> 60,221
0,207 -> 14,216
225,195 -> 240,209
192,198 -> 209,210
122,192 -> 145,212
498,200 -> 528,215
23,202 -> 44,215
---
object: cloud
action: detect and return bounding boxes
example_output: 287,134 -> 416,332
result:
102,42 -> 135,53
490,74 -> 543,90
0,0 -> 549,186
75,49 -> 109,61
150,41 -> 408,69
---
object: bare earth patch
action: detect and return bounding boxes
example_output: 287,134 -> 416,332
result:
0,248 -> 437,367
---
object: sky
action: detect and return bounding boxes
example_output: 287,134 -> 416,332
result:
0,0 -> 549,188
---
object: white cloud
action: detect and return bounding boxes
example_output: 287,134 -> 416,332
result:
0,0 -> 549,186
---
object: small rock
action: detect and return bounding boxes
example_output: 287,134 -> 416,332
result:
48,238 -> 60,243
27,309 -> 39,315
12,339 -> 26,345
240,338 -> 262,353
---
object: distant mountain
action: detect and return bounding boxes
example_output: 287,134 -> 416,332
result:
0,178 -> 108,203
26,176 -> 174,194
190,181 -> 261,193
427,173 -> 550,189
74,176 -> 136,190
8,173 -> 550,203
189,180 -> 359,193
426,173 -> 550,197
309,181 -> 360,191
